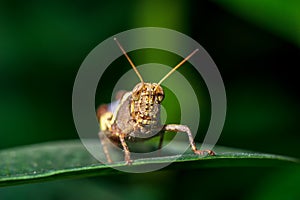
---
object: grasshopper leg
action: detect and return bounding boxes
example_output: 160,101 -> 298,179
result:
98,131 -> 113,163
156,132 -> 165,156
163,124 -> 215,156
119,133 -> 133,165
158,132 -> 165,150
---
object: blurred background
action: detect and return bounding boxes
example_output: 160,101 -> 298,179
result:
0,0 -> 299,199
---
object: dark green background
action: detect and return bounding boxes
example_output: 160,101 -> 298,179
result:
1,0 -> 299,199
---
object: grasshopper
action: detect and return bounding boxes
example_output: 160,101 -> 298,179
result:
97,38 -> 215,165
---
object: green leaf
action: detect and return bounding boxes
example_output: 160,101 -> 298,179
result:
0,140 -> 298,187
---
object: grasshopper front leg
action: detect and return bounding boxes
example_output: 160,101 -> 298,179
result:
99,130 -> 132,165
163,124 -> 215,156
98,131 -> 113,163
118,133 -> 133,165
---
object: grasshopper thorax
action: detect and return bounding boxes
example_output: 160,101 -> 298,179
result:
130,82 -> 164,126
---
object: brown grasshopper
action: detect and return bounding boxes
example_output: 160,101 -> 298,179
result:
97,38 -> 215,165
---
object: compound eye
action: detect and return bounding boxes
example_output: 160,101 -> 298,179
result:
157,93 -> 164,102
132,83 -> 143,100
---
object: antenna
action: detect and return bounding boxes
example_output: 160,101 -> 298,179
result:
114,38 -> 144,84
156,48 -> 199,87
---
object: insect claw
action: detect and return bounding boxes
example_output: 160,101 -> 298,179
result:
208,150 -> 216,156
194,150 -> 215,156
125,159 -> 133,165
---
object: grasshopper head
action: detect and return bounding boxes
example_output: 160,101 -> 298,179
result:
132,83 -> 164,103
130,82 -> 164,126
114,38 -> 198,127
